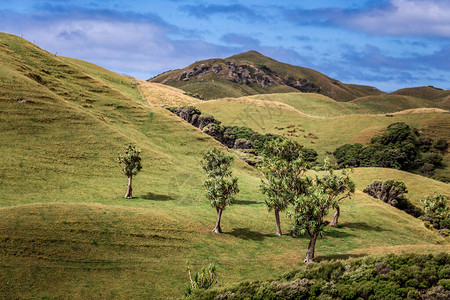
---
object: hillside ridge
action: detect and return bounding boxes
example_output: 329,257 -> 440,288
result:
149,50 -> 385,101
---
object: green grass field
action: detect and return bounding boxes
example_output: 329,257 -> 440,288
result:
0,33 -> 449,298
247,92 -> 449,117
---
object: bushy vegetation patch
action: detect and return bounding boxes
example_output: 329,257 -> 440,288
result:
363,180 -> 422,217
165,106 -> 317,165
421,193 -> 450,236
333,122 -> 446,178
188,253 -> 450,299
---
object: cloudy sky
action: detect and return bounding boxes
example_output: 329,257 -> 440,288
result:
1,0 -> 449,91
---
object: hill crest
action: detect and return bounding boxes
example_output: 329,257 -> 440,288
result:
149,51 -> 385,101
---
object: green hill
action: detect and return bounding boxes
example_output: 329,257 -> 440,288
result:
350,94 -> 450,112
248,92 -> 449,117
391,86 -> 450,102
149,50 -> 384,101
0,33 -> 449,298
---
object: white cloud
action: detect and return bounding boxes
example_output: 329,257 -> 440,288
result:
347,0 -> 450,37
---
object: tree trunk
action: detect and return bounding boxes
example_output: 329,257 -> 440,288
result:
304,234 -> 317,264
329,205 -> 340,227
275,209 -> 282,236
125,176 -> 133,199
212,207 -> 223,234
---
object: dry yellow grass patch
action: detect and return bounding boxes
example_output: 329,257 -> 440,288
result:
389,107 -> 449,115
209,97 -> 321,118
134,78 -> 201,106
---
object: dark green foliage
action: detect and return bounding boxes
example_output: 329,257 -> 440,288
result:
421,193 -> 450,232
363,180 -> 421,217
292,164 -> 355,262
165,106 -> 317,164
201,149 -> 239,233
259,138 -> 309,235
434,139 -> 449,153
201,149 -> 239,209
333,122 -> 445,176
189,253 -> 450,299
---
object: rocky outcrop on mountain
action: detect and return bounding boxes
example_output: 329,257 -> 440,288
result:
150,50 -> 385,101
169,61 -> 278,89
164,60 -> 322,92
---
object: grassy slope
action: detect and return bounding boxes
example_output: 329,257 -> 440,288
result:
391,86 -> 450,102
247,92 -> 450,117
0,33 -> 449,298
195,98 -> 450,178
350,94 -> 450,112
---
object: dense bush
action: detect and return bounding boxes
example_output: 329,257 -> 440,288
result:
421,193 -> 450,235
333,122 -> 446,177
188,253 -> 450,299
363,180 -> 422,217
165,106 -> 318,163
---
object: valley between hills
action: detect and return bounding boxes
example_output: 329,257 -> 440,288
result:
0,32 -> 449,298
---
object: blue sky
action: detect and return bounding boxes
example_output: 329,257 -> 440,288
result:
1,0 -> 449,91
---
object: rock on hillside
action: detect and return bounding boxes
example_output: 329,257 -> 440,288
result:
149,51 -> 385,101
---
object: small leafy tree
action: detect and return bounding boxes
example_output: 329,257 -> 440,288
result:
117,144 -> 142,199
202,149 -> 239,234
291,164 -> 354,263
323,165 -> 355,227
421,193 -> 449,230
184,263 -> 218,296
259,138 -> 308,236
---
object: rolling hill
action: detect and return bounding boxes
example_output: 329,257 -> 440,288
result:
149,50 -> 384,101
0,33 -> 449,298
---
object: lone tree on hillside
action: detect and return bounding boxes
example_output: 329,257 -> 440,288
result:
292,164 -> 354,263
117,144 -> 142,199
202,149 -> 239,234
325,165 -> 355,227
260,138 -> 308,236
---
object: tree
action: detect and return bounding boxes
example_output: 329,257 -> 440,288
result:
324,166 -> 355,227
259,138 -> 308,236
202,149 -> 239,234
117,144 -> 142,199
291,165 -> 354,263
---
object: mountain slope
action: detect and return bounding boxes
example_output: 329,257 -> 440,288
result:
391,86 -> 450,102
149,50 -> 384,101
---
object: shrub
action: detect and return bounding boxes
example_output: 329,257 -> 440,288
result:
421,192 -> 450,230
192,254 -> 450,299
184,263 -> 218,296
363,180 -> 421,217
434,139 -> 449,153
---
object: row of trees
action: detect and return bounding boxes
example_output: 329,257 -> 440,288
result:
201,138 -> 355,263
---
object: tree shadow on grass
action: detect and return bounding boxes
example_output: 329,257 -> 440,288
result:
233,199 -> 262,205
324,229 -> 356,238
339,222 -> 390,232
228,227 -> 269,241
140,192 -> 175,201
315,253 -> 368,262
